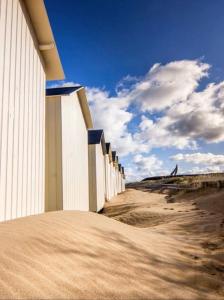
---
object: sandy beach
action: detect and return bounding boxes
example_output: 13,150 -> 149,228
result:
0,188 -> 223,299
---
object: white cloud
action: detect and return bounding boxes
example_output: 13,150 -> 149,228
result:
125,154 -> 168,182
134,115 -> 198,150
120,60 -> 210,111
135,70 -> 224,150
46,60 -> 224,180
187,166 -> 223,174
86,87 -> 149,156
171,152 -> 224,166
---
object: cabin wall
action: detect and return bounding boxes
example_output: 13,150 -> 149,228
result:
112,165 -> 117,196
118,172 -> 122,194
109,163 -> 114,199
61,94 -> 89,211
88,144 -> 97,211
88,144 -> 105,212
0,0 -> 45,221
45,96 -> 63,211
115,168 -> 119,194
121,177 -> 126,192
95,144 -> 105,211
104,154 -> 111,201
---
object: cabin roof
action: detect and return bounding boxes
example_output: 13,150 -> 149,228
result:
23,0 -> 64,80
105,143 -> 111,154
46,86 -> 93,129
105,143 -> 112,162
46,86 -> 82,96
112,151 -> 116,162
88,130 -> 106,154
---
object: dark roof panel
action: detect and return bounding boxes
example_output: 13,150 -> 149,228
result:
112,151 -> 116,161
88,129 -> 103,144
46,86 -> 82,96
88,129 -> 106,154
105,143 -> 111,154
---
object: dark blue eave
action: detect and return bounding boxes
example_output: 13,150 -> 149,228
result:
105,142 -> 111,154
88,129 -> 104,144
112,151 -> 116,161
46,86 -> 82,96
88,129 -> 106,154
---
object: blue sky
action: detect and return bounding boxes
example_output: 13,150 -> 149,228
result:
45,0 -> 224,181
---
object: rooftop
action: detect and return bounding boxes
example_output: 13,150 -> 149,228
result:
46,86 -> 82,96
88,130 -> 106,154
23,0 -> 64,80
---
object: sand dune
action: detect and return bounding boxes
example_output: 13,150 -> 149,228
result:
0,189 -> 223,299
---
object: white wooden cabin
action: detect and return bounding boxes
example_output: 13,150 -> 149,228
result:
121,166 -> 126,192
112,151 -> 118,197
115,155 -> 120,194
0,0 -> 64,221
118,164 -> 122,194
45,86 -> 93,212
88,130 -> 106,212
105,143 -> 113,201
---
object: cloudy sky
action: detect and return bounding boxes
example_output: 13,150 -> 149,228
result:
46,0 -> 224,181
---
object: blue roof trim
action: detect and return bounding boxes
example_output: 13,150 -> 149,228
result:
88,129 -> 103,144
88,129 -> 106,154
105,143 -> 111,154
112,151 -> 116,161
46,86 -> 82,96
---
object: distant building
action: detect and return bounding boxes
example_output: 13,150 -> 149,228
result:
45,86 -> 93,212
88,129 -> 106,212
0,0 -> 64,221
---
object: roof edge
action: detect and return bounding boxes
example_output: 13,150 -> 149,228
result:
77,88 -> 93,129
23,0 -> 64,80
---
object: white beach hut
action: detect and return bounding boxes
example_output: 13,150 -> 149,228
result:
121,166 -> 126,192
112,151 -> 118,197
105,143 -> 113,201
118,164 -> 122,194
0,0 -> 64,221
115,155 -> 120,193
88,129 -> 106,212
45,86 -> 93,212
111,151 -> 117,197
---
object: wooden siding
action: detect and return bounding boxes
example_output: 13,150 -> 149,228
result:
45,94 -> 89,212
104,154 -> 111,201
0,0 -> 45,221
45,97 -> 63,211
110,163 -> 115,199
121,177 -> 125,192
112,165 -> 117,197
88,144 -> 105,212
61,94 -> 89,211
118,172 -> 122,194
115,168 -> 119,195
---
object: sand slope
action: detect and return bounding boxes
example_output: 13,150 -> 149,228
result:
0,190 -> 223,299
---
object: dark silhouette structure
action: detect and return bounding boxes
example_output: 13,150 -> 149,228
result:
170,164 -> 178,176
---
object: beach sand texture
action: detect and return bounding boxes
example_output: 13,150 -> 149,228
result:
0,189 -> 223,299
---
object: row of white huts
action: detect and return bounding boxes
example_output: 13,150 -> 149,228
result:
0,0 -> 125,222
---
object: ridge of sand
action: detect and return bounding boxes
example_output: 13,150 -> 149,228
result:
0,189 -> 223,299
